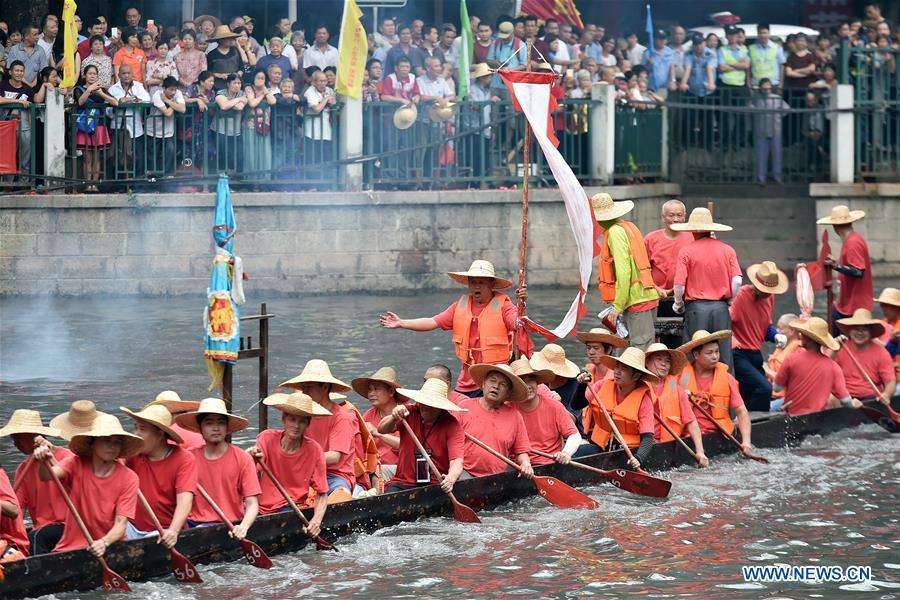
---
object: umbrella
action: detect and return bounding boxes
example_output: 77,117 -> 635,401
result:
203,174 -> 245,388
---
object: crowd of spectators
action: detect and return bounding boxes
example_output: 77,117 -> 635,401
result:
0,3 -> 897,188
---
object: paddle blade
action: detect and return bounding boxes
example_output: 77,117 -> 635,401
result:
744,453 -> 770,464
453,502 -> 482,524
313,535 -> 338,552
607,469 -> 671,498
859,406 -> 900,433
239,538 -> 273,569
534,476 -> 599,510
100,561 -> 131,593
170,549 -> 203,583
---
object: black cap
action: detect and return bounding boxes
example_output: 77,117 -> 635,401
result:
725,25 -> 739,36
654,29 -> 667,39
690,32 -> 704,44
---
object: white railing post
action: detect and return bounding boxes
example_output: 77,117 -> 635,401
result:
340,96 -> 363,191
590,82 -> 615,185
830,84 -> 854,183
44,88 -> 66,180
660,104 -> 669,179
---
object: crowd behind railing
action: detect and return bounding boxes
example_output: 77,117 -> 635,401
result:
0,4 -> 897,192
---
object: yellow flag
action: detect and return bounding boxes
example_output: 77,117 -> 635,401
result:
336,0 -> 367,98
60,0 -> 79,87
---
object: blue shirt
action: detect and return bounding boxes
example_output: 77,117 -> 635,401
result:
583,42 -> 603,63
486,38 -> 525,89
684,48 -> 717,96
642,45 -> 675,91
257,54 -> 293,78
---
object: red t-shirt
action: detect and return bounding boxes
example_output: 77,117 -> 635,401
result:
390,404 -> 465,486
690,369 -> 744,432
644,229 -> 694,289
776,346 -> 849,415
305,404 -> 358,488
730,285 -> 775,350
514,388 -> 578,465
170,423 -> 206,450
255,429 -> 327,514
362,406 -> 401,464
456,397 -> 531,477
473,43 -> 490,65
834,343 -> 894,398
674,237 -> 742,301
433,294 -> 518,392
14,446 -> 73,529
835,231 -> 873,316
54,455 -> 139,553
188,444 -> 261,523
126,446 -> 198,531
0,469 -> 29,555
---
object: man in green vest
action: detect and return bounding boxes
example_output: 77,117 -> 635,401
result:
749,24 -> 785,88
718,25 -> 750,141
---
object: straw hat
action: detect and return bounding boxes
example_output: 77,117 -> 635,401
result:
447,259 -> 513,289
120,404 -> 184,444
329,392 -> 347,403
599,346 -> 657,379
280,359 -> 352,393
396,378 -> 467,412
143,390 -> 201,414
530,343 -> 580,379
0,409 -> 60,438
790,317 -> 839,351
173,398 -> 250,434
471,63 -> 492,79
670,207 -> 732,232
836,308 -> 886,338
644,343 -> 688,377
469,363 -> 529,403
509,356 -> 554,384
875,287 -> 900,307
591,193 -> 634,222
194,15 -> 222,29
393,104 -> 418,130
208,24 -> 238,41
576,327 -> 629,348
677,329 -> 733,354
746,261 -> 789,295
352,367 -> 401,398
69,414 -> 144,458
427,101 -> 457,123
816,205 -> 865,225
263,392 -> 332,417
50,400 -> 106,441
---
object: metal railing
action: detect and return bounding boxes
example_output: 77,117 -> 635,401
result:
614,103 -> 664,179
0,104 -> 39,186
846,46 -> 899,181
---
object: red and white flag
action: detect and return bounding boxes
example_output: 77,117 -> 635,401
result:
500,70 -> 600,341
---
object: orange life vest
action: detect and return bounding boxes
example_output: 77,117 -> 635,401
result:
451,293 -> 514,365
767,339 -> 800,398
581,363 -> 613,434
680,362 -> 735,435
586,378 -> 648,449
652,375 -> 684,442
598,220 -> 656,303
342,401 -> 382,492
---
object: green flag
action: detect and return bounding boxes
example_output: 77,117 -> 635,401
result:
458,0 -> 473,99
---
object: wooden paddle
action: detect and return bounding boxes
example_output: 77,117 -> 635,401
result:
398,417 -> 480,523
253,457 -> 339,550
839,341 -> 900,427
464,433 -> 599,509
584,384 -> 650,474
136,490 -> 203,582
686,394 -> 769,463
195,484 -> 273,569
531,449 -> 671,498
46,466 -> 131,592
652,413 -> 703,466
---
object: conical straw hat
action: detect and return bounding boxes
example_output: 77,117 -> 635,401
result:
446,259 -> 513,289
469,363 -> 529,402
509,356 -> 554,384
530,343 -> 580,379
0,409 -> 60,438
280,359 -> 352,392
576,327 -> 629,347
836,308 -> 886,338
816,204 -> 865,225
352,367 -> 401,398
591,193 -> 634,222
677,329 -> 733,354
69,414 -> 145,458
173,398 -> 250,434
670,207 -> 732,232
50,400 -> 106,441
875,287 -> 900,307
393,104 -> 418,129
470,63 -> 492,79
208,24 -> 239,41
746,261 -> 789,295
143,390 -> 201,414
120,404 -> 184,444
790,317 -> 838,351
644,343 -> 688,377
599,346 -> 657,379
427,101 -> 457,122
263,392 -> 332,417
396,378 -> 467,412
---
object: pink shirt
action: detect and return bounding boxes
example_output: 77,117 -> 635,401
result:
362,406 -> 401,464
730,285 -> 775,350
456,397 -> 531,477
674,237 -> 741,301
305,404 -> 358,488
690,369 -> 744,432
835,231 -> 873,316
514,389 -> 578,465
776,346 -> 849,415
255,430 -> 327,514
834,343 -> 894,398
644,229 -> 694,289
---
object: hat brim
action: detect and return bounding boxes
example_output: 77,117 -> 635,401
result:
209,31 -> 239,41
173,409 -> 249,434
194,15 -> 222,28
816,210 -> 865,225
670,221 -> 733,232
446,272 -> 513,289
263,398 -> 332,417
790,320 -> 839,351
120,407 -> 184,444
49,410 -> 110,441
874,292 -> 900,307
512,366 -> 556,385
143,399 -> 202,414
576,331 -> 629,347
469,364 -> 529,402
529,353 -> 581,379
280,376 -> 353,393
351,376 -> 400,399
835,319 -> 886,339
396,388 -> 466,412
644,348 -> 688,376
0,424 -> 60,438
496,31 -> 512,39
677,330 -> 733,354
593,199 -> 634,222
69,432 -> 145,458
598,355 -> 657,379
746,264 -> 789,295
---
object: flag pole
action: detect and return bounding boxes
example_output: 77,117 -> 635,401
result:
515,40 -> 534,357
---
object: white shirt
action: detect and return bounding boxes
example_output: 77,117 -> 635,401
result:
416,74 -> 453,99
37,34 -> 56,60
303,86 -> 333,140
146,89 -> 184,138
302,44 -> 338,70
626,44 -> 646,65
107,80 -> 151,137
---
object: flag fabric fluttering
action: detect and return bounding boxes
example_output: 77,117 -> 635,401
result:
458,0 -> 473,99
645,3 -> 655,58
520,0 -> 584,30
499,70 -> 600,341
60,0 -> 78,87
336,0 -> 367,98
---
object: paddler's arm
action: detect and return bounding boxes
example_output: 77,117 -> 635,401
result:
633,433 -> 654,467
734,404 -> 753,454
684,420 -> 709,467
379,404 -> 410,434
441,458 -> 464,493
379,312 -> 439,331
555,433 -> 582,464
33,439 -> 65,481
323,450 -> 344,466
231,495 -> 259,540
373,429 -> 400,450
89,515 -> 128,558
0,499 -> 19,518
516,452 -> 534,480
306,493 -> 328,537
673,284 -> 686,313
160,491 -> 193,549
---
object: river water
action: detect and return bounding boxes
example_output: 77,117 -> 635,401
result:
1,290 -> 898,599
